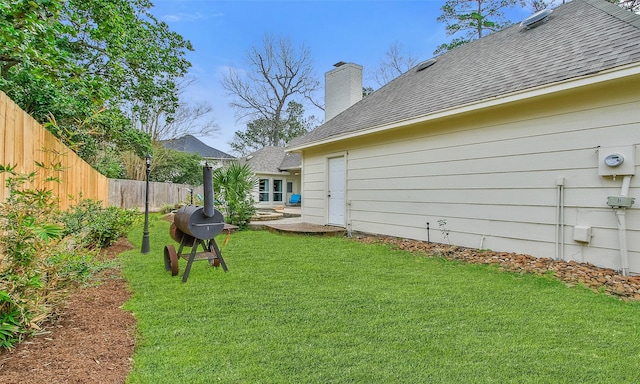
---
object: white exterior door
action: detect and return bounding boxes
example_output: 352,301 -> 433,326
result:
328,156 -> 346,226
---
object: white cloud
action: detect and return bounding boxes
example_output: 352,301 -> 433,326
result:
162,12 -> 208,22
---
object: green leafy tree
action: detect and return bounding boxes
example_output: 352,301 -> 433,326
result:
435,0 -> 517,54
213,162 -> 258,228
0,0 -> 71,81
230,101 -> 319,156
230,119 -> 274,156
0,0 -> 192,176
148,147 -> 204,185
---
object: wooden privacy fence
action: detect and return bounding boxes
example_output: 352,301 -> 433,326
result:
0,91 -> 206,212
108,179 -> 203,212
0,91 -> 108,210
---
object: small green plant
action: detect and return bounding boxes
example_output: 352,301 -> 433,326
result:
0,292 -> 22,350
159,203 -> 179,214
437,218 -> 450,245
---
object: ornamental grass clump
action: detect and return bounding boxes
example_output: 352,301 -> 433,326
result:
0,164 -> 68,349
0,163 -> 137,350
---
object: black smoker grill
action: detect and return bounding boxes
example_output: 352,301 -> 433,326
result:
164,164 -> 228,282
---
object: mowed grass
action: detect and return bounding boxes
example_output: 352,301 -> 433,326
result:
123,215 -> 640,383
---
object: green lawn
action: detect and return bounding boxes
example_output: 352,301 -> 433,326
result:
122,215 -> 640,383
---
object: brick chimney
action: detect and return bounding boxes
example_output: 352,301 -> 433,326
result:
324,62 -> 362,121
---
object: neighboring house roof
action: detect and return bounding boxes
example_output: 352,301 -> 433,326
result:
240,146 -> 302,174
288,0 -> 640,149
162,135 -> 235,160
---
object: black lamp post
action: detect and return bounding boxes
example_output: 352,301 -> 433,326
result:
141,153 -> 152,254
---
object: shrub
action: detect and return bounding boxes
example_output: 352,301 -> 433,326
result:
159,203 -> 180,214
58,199 -> 139,249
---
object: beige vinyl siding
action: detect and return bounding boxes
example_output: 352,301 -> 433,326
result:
300,75 -> 640,272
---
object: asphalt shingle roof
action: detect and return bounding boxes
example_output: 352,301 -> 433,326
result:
162,135 -> 235,159
239,146 -> 301,174
288,0 -> 640,149
279,152 -> 302,170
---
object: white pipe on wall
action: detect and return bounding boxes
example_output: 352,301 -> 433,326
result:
560,184 -> 565,261
617,175 -> 632,276
555,177 -> 565,261
555,185 -> 560,260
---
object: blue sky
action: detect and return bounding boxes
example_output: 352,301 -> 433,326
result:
149,0 -> 533,154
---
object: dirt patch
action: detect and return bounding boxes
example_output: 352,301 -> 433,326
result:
0,237 -> 137,384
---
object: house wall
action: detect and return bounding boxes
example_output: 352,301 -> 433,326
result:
300,74 -> 640,273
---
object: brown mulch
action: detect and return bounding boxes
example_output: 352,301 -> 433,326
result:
353,234 -> 640,301
1,233 -> 639,384
0,237 -> 137,384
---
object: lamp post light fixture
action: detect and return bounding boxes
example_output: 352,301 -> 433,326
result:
141,153 -> 152,254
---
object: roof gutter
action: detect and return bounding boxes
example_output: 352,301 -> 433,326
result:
287,62 -> 640,152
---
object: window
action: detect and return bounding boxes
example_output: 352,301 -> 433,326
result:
259,179 -> 269,202
273,179 -> 283,202
287,181 -> 293,193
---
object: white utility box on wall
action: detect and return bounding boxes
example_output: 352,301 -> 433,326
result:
573,225 -> 592,243
607,195 -> 635,208
598,146 -> 636,176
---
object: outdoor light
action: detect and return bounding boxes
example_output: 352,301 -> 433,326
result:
141,153 -> 152,254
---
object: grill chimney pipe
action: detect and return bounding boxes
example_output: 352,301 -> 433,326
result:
203,163 -> 214,218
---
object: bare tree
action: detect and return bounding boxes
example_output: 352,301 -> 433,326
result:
371,42 -> 419,88
144,101 -> 219,142
221,34 -> 321,146
135,77 -> 219,142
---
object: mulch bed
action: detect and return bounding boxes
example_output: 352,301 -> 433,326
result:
353,234 -> 640,301
0,238 -> 137,384
1,233 -> 638,384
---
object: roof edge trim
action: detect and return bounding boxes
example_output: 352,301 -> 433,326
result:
287,62 -> 640,152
